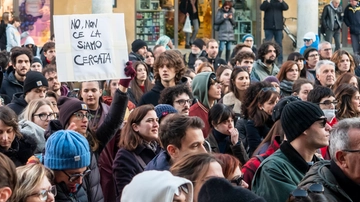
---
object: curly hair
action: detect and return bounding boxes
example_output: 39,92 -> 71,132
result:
153,50 -> 186,83
241,82 -> 279,126
230,44 -> 251,59
158,84 -> 193,105
332,72 -> 358,92
10,47 -> 33,66
257,41 -> 280,62
335,83 -> 360,120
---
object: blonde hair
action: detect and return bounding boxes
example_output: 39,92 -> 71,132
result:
14,163 -> 54,202
20,99 -> 54,121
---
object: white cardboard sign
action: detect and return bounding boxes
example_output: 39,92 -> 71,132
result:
53,13 -> 128,82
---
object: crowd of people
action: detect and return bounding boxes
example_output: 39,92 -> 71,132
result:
0,0 -> 360,202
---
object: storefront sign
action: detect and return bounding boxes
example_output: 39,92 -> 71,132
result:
53,13 -> 128,82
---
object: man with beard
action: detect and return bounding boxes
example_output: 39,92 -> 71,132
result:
42,65 -> 69,96
316,60 -> 336,88
252,41 -> 280,81
0,47 -> 32,99
128,39 -> 147,62
304,47 -> 320,83
318,41 -> 333,60
184,38 -> 206,70
205,39 -> 226,71
158,84 -> 193,115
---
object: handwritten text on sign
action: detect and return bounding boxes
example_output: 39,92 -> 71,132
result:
70,18 -> 112,66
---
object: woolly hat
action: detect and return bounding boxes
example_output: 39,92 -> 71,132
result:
23,71 -> 48,95
198,177 -> 266,202
242,34 -> 254,43
192,38 -> 205,50
132,39 -> 147,53
44,130 -> 90,170
264,76 -> 280,85
31,57 -> 43,67
58,97 -> 88,128
281,101 -> 325,142
303,47 -> 317,60
272,96 -> 301,122
122,170 -> 193,202
303,32 -> 316,42
154,104 -> 178,122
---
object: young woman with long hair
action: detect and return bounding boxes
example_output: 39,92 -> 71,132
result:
277,61 -> 300,97
335,83 -> 360,120
128,61 -> 153,106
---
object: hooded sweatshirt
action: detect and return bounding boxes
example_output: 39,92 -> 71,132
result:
121,170 -> 193,202
190,72 -> 215,137
24,36 -> 40,57
19,119 -> 45,153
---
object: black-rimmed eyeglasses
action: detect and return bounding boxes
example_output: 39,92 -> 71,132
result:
33,113 -> 57,121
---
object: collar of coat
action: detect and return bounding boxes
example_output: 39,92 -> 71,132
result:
222,92 -> 242,114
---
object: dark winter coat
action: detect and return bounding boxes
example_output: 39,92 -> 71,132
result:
298,160 -> 359,202
113,143 -> 161,201
0,70 -> 23,100
207,129 -> 249,165
128,52 -> 144,62
245,118 -> 274,157
321,4 -> 343,31
83,153 -> 104,202
0,20 -> 7,51
214,7 -> 235,41
7,93 -> 27,115
344,3 -> 360,35
0,136 -> 36,167
185,50 -> 207,70
55,181 -> 88,202
260,0 -> 289,30
179,0 -> 199,25
206,55 -> 227,71
145,149 -> 172,171
127,87 -> 140,106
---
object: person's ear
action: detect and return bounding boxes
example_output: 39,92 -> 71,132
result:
132,123 -> 139,133
335,150 -> 348,168
99,89 -> 103,95
292,92 -> 298,96
316,74 -> 320,80
258,103 -> 263,110
0,187 -> 12,202
167,144 -> 179,159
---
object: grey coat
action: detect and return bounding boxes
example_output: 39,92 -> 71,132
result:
214,8 -> 235,41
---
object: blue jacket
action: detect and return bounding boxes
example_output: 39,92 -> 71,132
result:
344,3 -> 360,35
299,35 -> 320,55
145,149 -> 171,171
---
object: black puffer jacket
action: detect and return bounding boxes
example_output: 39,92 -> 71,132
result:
0,136 -> 36,167
0,70 -> 23,101
260,0 -> 289,30
55,182 -> 88,202
7,92 -> 27,115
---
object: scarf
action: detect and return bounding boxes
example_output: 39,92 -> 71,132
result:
280,80 -> 294,95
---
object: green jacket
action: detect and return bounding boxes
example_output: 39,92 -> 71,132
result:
252,142 -> 320,202
191,72 -> 214,109
252,59 -> 279,81
298,160 -> 354,202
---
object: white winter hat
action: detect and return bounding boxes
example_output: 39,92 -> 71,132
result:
303,32 -> 316,41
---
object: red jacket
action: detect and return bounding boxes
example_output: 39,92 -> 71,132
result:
241,140 -> 280,190
189,102 -> 210,138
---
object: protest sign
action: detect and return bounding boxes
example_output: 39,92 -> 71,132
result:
53,13 -> 128,82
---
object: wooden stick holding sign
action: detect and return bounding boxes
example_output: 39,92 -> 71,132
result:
53,13 -> 129,82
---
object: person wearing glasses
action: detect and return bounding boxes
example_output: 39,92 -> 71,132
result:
19,99 -> 57,153
190,72 -> 222,138
299,32 -> 319,55
241,82 -> 279,157
121,170 -> 193,202
0,106 -> 36,167
159,84 -> 193,115
14,163 -> 56,202
303,47 -> 319,83
252,42 -> 280,81
318,41 -> 333,60
315,60 -> 336,88
308,85 -> 337,160
207,104 -> 248,165
7,71 -> 49,115
298,117 -> 360,202
252,101 -> 331,202
334,83 -> 360,120
44,130 -> 91,201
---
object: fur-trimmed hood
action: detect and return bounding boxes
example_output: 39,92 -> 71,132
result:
222,92 -> 242,114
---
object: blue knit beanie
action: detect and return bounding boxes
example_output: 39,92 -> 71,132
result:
241,34 -> 254,43
154,104 -> 178,121
44,130 -> 91,170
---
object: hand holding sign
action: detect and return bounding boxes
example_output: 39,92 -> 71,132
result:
119,61 -> 136,88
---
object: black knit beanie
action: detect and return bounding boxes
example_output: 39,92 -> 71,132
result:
193,38 -> 205,50
272,96 -> 301,122
198,177 -> 266,202
281,101 -> 324,142
131,39 -> 147,53
58,97 -> 88,128
23,71 -> 48,95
